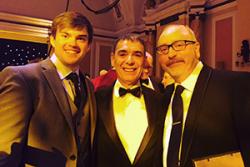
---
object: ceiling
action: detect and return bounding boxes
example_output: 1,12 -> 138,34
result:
0,0 -> 147,33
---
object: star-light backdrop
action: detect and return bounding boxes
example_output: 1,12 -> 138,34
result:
0,38 -> 48,71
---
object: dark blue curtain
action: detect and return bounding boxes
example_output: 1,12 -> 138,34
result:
0,38 -> 48,71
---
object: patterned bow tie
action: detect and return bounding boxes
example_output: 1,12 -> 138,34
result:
119,87 -> 141,98
141,79 -> 149,85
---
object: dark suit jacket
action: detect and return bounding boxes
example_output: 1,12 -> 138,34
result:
94,84 -> 164,167
0,58 -> 97,167
160,65 -> 250,167
143,77 -> 162,93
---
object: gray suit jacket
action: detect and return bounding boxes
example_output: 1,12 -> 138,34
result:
0,58 -> 96,167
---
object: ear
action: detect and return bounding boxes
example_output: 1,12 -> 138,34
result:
111,52 -> 115,67
50,35 -> 56,48
194,42 -> 200,59
86,44 -> 91,53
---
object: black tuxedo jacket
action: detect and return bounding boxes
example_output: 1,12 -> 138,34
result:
94,84 -> 164,167
0,58 -> 97,167
160,65 -> 250,167
149,77 -> 162,93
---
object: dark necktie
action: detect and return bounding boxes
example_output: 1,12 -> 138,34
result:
141,78 -> 149,85
66,72 -> 82,109
167,85 -> 185,167
119,87 -> 141,98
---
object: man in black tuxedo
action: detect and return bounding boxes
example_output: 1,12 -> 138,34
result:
0,11 -> 96,167
157,24 -> 250,167
94,34 -> 163,167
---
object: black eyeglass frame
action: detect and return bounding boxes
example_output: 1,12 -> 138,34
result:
156,40 -> 196,55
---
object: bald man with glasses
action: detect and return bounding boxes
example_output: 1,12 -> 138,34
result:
157,24 -> 250,167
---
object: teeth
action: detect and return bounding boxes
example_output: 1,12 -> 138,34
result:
124,68 -> 135,72
65,50 -> 78,54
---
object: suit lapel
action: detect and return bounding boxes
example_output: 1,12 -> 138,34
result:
99,85 -> 161,164
40,59 -> 75,134
98,86 -> 127,156
133,86 -> 158,164
181,65 -> 212,166
150,76 -> 161,92
81,75 -> 96,149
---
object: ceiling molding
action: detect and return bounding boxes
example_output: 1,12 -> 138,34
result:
205,0 -> 237,14
0,12 -> 52,28
143,0 -> 186,24
0,12 -> 50,43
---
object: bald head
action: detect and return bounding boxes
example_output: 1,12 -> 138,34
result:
157,24 -> 201,83
141,52 -> 153,79
145,52 -> 153,66
157,24 -> 197,47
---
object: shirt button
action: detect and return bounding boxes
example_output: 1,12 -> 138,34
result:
70,154 -> 76,160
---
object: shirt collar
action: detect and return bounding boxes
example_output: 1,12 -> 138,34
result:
50,53 -> 79,80
179,61 -> 203,92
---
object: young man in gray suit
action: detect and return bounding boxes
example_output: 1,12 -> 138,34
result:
0,11 -> 96,167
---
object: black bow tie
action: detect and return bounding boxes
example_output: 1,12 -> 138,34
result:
141,79 -> 149,85
119,87 -> 141,98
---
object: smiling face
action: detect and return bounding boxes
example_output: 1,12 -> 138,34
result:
50,26 -> 90,71
157,25 -> 200,83
111,39 -> 145,88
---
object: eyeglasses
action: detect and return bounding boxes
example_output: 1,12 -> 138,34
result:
156,40 -> 196,55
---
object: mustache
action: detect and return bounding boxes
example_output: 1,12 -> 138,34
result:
166,59 -> 184,66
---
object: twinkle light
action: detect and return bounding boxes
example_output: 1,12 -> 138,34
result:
0,38 -> 48,71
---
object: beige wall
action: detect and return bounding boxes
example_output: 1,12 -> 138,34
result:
235,0 -> 250,71
236,0 -> 250,44
203,0 -> 250,72
89,38 -> 114,77
203,16 -> 213,66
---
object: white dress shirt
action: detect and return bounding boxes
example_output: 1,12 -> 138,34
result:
113,80 -> 148,164
50,54 -> 80,102
163,62 -> 203,167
